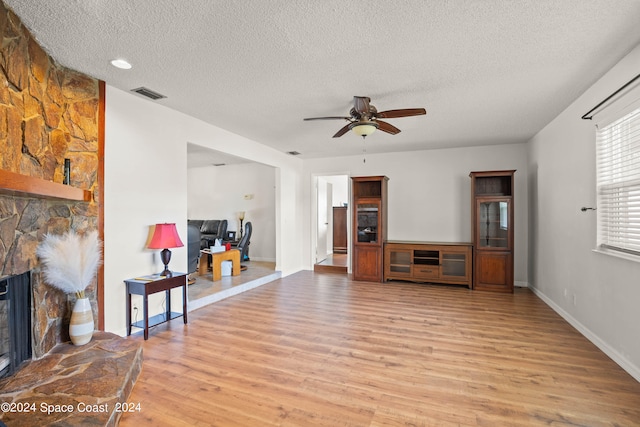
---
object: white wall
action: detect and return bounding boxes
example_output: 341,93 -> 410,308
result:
324,175 -> 349,207
302,143 -> 528,284
527,44 -> 640,381
104,86 -> 304,336
187,162 -> 276,261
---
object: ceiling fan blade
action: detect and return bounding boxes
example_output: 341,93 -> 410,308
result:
353,96 -> 371,116
377,120 -> 401,135
303,116 -> 351,121
376,108 -> 426,119
333,123 -> 352,138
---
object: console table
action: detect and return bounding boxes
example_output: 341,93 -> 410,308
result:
384,241 -> 473,288
198,249 -> 241,281
124,273 -> 188,340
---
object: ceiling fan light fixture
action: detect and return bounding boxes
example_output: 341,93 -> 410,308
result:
350,121 -> 378,138
304,96 -> 425,138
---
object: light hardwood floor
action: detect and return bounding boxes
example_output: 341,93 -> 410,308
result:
120,271 -> 640,426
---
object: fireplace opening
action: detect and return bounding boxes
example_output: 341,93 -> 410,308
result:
0,272 -> 32,379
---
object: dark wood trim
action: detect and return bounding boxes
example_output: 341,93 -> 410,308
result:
97,80 -> 106,331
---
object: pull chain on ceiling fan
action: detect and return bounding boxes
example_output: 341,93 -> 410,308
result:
303,96 -> 426,139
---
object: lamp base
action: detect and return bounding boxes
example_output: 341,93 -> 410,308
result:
160,248 -> 173,277
159,268 -> 173,278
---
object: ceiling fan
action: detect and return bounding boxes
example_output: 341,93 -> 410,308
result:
303,96 -> 426,138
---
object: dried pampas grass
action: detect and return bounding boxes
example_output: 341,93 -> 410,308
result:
36,230 -> 102,299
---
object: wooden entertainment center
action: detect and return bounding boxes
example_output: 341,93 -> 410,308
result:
384,241 -> 472,288
351,171 -> 515,292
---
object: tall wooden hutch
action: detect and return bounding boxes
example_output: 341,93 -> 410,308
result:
332,206 -> 348,254
352,176 -> 388,282
470,170 -> 515,292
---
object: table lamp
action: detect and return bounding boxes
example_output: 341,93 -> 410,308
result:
148,223 -> 184,277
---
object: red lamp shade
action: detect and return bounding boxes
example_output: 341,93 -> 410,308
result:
148,223 -> 183,277
148,223 -> 184,249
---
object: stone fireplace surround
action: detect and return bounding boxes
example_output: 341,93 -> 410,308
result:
0,195 -> 97,357
0,3 -> 142,425
0,190 -> 143,427
0,1 -> 101,356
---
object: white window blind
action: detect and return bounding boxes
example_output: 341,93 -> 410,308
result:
596,106 -> 640,257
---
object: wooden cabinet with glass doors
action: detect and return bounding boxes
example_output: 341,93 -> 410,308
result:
352,176 -> 388,282
470,170 -> 515,292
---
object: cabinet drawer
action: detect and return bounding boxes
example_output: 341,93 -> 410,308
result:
413,266 -> 440,279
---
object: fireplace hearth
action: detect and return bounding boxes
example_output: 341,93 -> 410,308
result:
0,272 -> 32,379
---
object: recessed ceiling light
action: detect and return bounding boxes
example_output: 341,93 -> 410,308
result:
110,59 -> 132,70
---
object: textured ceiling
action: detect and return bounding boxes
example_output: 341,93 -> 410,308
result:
6,0 -> 640,161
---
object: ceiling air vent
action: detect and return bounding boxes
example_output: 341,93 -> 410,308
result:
287,151 -> 301,156
131,87 -> 166,100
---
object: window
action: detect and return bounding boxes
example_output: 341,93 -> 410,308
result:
596,106 -> 640,257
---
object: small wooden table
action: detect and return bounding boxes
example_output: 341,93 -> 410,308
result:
198,249 -> 241,281
124,273 -> 188,340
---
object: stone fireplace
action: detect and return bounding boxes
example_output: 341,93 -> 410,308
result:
0,195 -> 98,359
0,1 -> 100,359
0,5 -> 143,425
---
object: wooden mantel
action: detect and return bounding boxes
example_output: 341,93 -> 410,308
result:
0,169 -> 92,202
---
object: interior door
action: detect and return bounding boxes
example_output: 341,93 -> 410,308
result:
326,183 -> 334,254
316,179 -> 330,263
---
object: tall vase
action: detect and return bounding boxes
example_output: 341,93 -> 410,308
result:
69,297 -> 94,345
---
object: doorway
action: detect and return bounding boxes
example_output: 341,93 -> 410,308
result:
313,174 -> 349,274
186,143 -> 278,306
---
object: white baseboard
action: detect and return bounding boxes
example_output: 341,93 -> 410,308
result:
515,280 -> 529,288
529,286 -> 640,383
